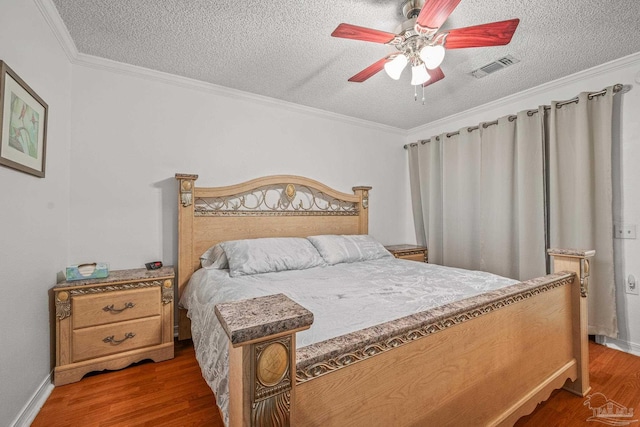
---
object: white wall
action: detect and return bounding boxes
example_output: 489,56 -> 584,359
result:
0,0 -> 71,425
1,1 -> 412,422
67,64 -> 412,269
15,0 -> 639,422
406,53 -> 640,355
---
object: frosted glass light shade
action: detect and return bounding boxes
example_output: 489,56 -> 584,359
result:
384,55 -> 408,80
419,45 -> 445,70
411,64 -> 431,85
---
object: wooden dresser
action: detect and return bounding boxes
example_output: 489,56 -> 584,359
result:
54,267 -> 175,386
385,244 -> 428,262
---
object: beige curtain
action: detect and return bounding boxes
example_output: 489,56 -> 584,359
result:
479,111 -> 547,280
408,111 -> 547,280
442,129 -> 481,270
408,145 -> 426,247
408,135 -> 444,264
547,88 -> 617,338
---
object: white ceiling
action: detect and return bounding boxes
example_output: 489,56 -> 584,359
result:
51,0 -> 640,130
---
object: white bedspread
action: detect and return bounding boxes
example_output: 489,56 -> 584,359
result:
180,258 -> 517,426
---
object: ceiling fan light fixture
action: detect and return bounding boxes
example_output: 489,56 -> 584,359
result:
411,63 -> 430,85
419,44 -> 446,70
332,1 -> 520,105
384,54 -> 408,80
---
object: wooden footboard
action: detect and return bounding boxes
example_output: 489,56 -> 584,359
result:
218,249 -> 592,426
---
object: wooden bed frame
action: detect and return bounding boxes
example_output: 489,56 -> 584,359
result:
175,173 -> 593,426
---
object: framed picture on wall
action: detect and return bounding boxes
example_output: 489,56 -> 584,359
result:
0,60 -> 48,178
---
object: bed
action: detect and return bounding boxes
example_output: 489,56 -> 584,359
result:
175,173 -> 593,427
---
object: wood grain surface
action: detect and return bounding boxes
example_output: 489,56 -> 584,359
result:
33,339 -> 639,426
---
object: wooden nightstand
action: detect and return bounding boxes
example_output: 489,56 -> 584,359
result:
385,245 -> 428,262
53,267 -> 175,386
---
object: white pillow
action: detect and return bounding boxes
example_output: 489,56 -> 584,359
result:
200,244 -> 229,269
220,237 -> 326,277
307,234 -> 393,265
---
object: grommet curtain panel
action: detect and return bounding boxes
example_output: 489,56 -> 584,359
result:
547,89 -> 617,337
408,109 -> 546,280
479,110 -> 547,280
441,128 -> 482,270
408,86 -> 617,338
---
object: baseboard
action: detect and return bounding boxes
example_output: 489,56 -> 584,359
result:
597,336 -> 640,357
10,372 -> 54,427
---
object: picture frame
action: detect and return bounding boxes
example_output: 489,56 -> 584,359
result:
0,61 -> 48,178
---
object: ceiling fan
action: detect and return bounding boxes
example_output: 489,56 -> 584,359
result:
332,0 -> 519,100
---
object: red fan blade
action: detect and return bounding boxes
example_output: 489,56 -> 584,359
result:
348,56 -> 392,82
331,23 -> 397,44
423,67 -> 445,87
443,18 -> 520,49
416,0 -> 462,31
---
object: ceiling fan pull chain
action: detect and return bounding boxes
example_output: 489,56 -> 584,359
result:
422,85 -> 426,105
414,85 -> 418,101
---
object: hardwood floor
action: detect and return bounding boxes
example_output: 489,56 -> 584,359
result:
32,340 -> 222,427
516,340 -> 640,426
33,340 -> 639,426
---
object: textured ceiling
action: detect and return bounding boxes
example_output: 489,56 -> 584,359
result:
51,0 -> 640,130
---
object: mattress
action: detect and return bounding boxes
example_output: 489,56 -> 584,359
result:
180,258 -> 517,426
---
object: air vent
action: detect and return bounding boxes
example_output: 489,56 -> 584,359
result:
471,55 -> 520,79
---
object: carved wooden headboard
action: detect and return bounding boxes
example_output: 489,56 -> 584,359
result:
174,174 -> 372,339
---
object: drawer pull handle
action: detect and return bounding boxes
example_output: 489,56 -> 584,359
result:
103,302 -> 135,313
103,332 -> 136,345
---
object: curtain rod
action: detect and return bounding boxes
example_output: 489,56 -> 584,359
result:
404,83 -> 623,149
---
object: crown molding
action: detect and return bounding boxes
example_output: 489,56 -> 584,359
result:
407,50 -> 640,136
34,0 -> 405,136
73,52 -> 405,135
34,0 -> 78,61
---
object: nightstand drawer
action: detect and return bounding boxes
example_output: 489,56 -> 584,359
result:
72,287 -> 161,329
396,253 -> 425,262
72,316 -> 162,362
55,267 -> 175,385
